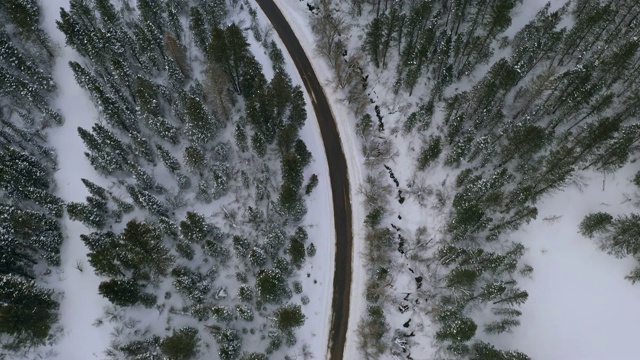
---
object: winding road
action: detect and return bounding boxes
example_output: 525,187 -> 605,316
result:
253,1 -> 353,359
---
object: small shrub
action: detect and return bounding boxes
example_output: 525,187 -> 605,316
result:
292,281 -> 303,294
305,174 -> 319,195
306,243 -> 316,257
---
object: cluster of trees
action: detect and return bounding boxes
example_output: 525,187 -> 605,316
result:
56,0 -> 314,358
431,6 -> 640,355
321,0 -> 640,358
362,0 -> 520,97
0,0 -> 63,350
580,172 -> 640,283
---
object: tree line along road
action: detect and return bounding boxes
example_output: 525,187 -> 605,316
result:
253,1 -> 354,359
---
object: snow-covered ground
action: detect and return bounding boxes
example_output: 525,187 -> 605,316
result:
243,3 -> 336,359
35,1 -> 335,359
40,1 -> 116,358
493,165 -> 640,360
33,0 -> 640,358
268,1 -> 640,360
265,1 -> 370,359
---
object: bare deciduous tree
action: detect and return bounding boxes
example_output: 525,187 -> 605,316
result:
204,62 -> 234,121
164,33 -> 191,78
362,137 -> 398,167
311,1 -> 349,64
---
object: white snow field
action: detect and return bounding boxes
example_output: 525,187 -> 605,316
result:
40,1 -> 116,358
492,165 -> 640,360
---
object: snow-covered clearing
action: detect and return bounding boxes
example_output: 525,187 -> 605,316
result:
40,1 -> 116,358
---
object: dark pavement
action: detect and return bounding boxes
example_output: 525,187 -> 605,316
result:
254,1 -> 353,359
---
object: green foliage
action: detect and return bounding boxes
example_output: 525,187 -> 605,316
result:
278,182 -> 307,222
249,247 -> 267,268
404,102 -> 434,134
579,212 -> 613,238
633,171 -> 640,188
235,304 -> 254,322
471,341 -> 530,360
185,95 -> 219,144
417,136 -> 442,170
0,203 -> 63,268
292,281 -> 303,294
289,235 -> 306,269
281,151 -> 304,189
82,220 -> 173,281
98,278 -> 141,306
0,274 -> 58,348
365,206 -> 385,228
161,327 -> 199,360
238,285 -> 253,302
268,40 -> 285,72
241,353 -> 268,360
156,144 -> 181,173
256,268 -> 289,304
183,145 -> 206,174
435,307 -> 477,343
356,114 -> 373,138
180,211 -> 210,243
208,24 -> 260,97
275,303 -> 306,331
446,267 -> 480,288
597,213 -> 640,258
215,329 -> 241,360
232,235 -> 250,258
484,318 -> 520,334
171,266 -> 211,303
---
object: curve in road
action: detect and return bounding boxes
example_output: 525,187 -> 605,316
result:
253,1 -> 353,359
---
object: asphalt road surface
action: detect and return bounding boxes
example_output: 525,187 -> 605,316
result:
254,1 -> 353,359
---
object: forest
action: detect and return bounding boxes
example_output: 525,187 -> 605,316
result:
1,0 -> 322,359
3,0 -> 640,359
307,0 -> 640,359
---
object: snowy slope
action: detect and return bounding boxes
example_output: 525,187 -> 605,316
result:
40,1 -> 116,358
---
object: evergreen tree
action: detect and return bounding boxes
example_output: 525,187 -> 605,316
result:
83,220 -> 173,281
180,211 -> 210,243
183,144 -> 206,175
98,278 -> 142,306
435,307 -> 477,343
185,95 -> 219,144
278,182 -> 307,222
0,274 -> 58,347
275,303 -> 306,331
255,268 -> 289,304
161,327 -> 199,360
471,341 -> 530,360
208,24 -> 255,96
417,136 -> 442,170
598,214 -> 640,258
579,212 -> 613,238
216,329 -> 241,360
156,144 -> 181,173
289,234 -> 306,269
